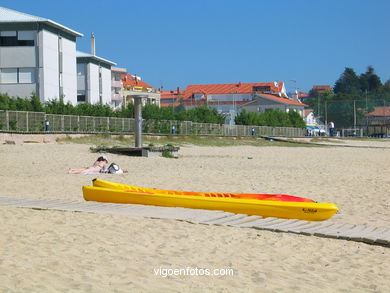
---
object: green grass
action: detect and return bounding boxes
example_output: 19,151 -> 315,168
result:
56,134 -> 313,147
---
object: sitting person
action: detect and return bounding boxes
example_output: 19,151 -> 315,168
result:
68,156 -> 109,174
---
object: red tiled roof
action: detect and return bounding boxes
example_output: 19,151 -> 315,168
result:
181,100 -> 248,107
184,82 -> 284,99
312,85 -> 332,90
303,109 -> 314,116
121,74 -> 155,89
256,93 -> 307,107
160,89 -> 185,98
365,106 -> 390,117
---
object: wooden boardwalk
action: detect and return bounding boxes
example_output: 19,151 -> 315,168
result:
0,196 -> 389,247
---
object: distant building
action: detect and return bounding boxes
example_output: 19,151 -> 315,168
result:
111,67 -> 127,108
0,6 -> 117,107
0,6 -> 83,103
364,106 -> 390,136
311,85 -> 333,94
181,82 -> 306,124
365,106 -> 390,123
291,90 -> 309,102
76,44 -> 116,105
160,88 -> 184,107
121,74 -> 160,106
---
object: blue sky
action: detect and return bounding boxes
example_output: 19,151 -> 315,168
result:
2,0 -> 389,92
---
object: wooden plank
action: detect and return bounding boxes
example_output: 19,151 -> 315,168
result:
296,223 -> 335,236
198,213 -> 237,224
313,224 -> 352,239
188,213 -> 235,224
0,198 -> 43,206
233,217 -> 283,228
336,225 -> 371,240
347,225 -> 382,241
285,222 -> 328,234
28,199 -> 78,209
16,199 -> 61,208
50,201 -> 93,211
265,220 -> 307,232
200,214 -> 248,225
357,227 -> 390,244
225,216 -> 263,226
0,197 -> 26,205
252,218 -> 293,229
375,235 -> 390,246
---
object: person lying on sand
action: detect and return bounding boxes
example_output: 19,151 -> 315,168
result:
68,156 -> 108,174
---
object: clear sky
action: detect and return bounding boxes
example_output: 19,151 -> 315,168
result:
2,0 -> 389,93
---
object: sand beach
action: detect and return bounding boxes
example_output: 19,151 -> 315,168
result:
0,139 -> 389,292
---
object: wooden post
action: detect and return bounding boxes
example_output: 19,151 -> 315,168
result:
26,112 -> 29,132
6,110 -> 9,131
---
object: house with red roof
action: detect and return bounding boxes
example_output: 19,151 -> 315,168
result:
311,85 -> 333,94
365,106 -> 390,123
291,90 -> 309,102
160,88 -> 184,107
364,106 -> 390,136
180,81 -> 306,123
121,74 -> 160,106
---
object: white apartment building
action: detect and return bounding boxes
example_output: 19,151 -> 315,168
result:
77,51 -> 116,105
0,6 -> 83,104
0,6 -> 116,106
111,67 -> 127,108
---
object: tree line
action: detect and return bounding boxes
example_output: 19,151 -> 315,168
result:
0,93 -> 307,128
235,109 -> 306,128
306,66 -> 390,128
0,94 -> 226,124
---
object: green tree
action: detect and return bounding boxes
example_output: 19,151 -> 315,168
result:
360,66 -> 382,92
334,67 -> 361,94
235,109 -> 305,128
0,93 -> 10,110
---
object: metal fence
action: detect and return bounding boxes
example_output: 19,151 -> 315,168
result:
0,110 -> 305,137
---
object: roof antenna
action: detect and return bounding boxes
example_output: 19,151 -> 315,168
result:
91,32 -> 96,55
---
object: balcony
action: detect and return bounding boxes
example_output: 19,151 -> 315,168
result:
111,94 -> 122,101
111,80 -> 122,88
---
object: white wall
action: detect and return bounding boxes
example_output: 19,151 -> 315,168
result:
61,37 -> 77,104
101,66 -> 111,104
87,63 -> 99,104
207,93 -> 252,102
38,30 -> 77,104
40,30 -> 59,101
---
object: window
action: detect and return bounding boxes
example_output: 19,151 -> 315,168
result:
17,31 -> 35,46
253,86 -> 271,93
0,31 -> 35,46
162,98 -> 176,104
77,90 -> 86,102
19,68 -> 35,83
0,68 -> 18,83
0,68 -> 36,84
0,31 -> 17,46
77,64 -> 86,76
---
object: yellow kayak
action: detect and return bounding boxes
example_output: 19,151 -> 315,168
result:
83,180 -> 338,221
92,179 -> 317,202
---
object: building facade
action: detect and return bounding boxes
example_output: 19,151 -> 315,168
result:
121,74 -> 160,107
0,6 -> 83,104
76,51 -> 115,105
179,82 -> 306,124
111,67 -> 127,108
0,6 -> 117,107
160,88 -> 184,107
